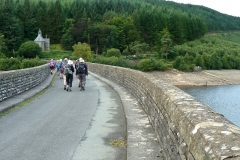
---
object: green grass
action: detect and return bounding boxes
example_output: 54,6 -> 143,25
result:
109,139 -> 126,147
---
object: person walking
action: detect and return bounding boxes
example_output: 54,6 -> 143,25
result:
75,58 -> 88,91
65,60 -> 74,92
61,58 -> 68,90
49,59 -> 56,75
56,59 -> 62,76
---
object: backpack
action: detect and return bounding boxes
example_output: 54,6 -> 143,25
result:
63,64 -> 73,75
57,62 -> 61,69
76,62 -> 85,74
61,62 -> 66,73
50,61 -> 55,67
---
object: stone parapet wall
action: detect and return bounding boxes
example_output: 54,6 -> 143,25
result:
88,63 -> 240,160
0,64 -> 50,102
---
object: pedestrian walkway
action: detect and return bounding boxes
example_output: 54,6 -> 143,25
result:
0,70 -> 162,160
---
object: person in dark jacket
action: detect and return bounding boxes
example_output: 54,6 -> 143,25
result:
75,58 -> 88,91
65,60 -> 75,92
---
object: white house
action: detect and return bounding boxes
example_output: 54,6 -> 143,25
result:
34,29 -> 50,51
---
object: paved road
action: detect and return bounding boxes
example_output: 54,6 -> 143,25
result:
0,74 -> 127,160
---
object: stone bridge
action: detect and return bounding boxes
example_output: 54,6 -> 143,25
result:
1,63 -> 240,159
88,63 -> 240,160
0,64 -> 49,104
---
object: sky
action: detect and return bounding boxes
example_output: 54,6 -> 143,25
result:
168,0 -> 240,17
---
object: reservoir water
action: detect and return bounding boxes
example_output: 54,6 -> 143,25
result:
179,85 -> 240,127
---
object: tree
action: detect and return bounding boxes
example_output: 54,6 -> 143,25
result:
48,0 -> 65,43
202,52 -> 211,69
125,41 -> 150,55
0,0 -> 24,56
36,1 -> 48,35
61,19 -> 75,50
194,53 -> 205,69
88,23 -> 119,54
168,12 -> 185,44
0,34 -> 7,58
18,41 -> 42,58
17,0 -> 37,40
72,42 -> 92,61
210,52 -> 223,69
160,31 -> 173,59
104,16 -> 141,52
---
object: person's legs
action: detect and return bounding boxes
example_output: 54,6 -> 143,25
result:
80,74 -> 86,90
79,74 -> 83,91
66,75 -> 70,91
50,66 -> 54,74
63,75 -> 67,90
82,74 -> 86,90
77,75 -> 81,87
69,74 -> 73,91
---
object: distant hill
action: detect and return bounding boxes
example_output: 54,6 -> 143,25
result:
142,0 -> 240,32
1,0 -> 240,56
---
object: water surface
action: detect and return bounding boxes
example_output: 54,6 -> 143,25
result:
179,85 -> 240,127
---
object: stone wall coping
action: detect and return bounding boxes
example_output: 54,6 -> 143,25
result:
87,62 -> 240,159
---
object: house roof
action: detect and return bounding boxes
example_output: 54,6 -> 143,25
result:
34,29 -> 45,42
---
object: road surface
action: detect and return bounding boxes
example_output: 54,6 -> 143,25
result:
0,74 -> 127,160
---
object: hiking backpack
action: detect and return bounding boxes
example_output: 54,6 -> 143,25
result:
50,61 -> 55,67
63,64 -> 73,75
76,62 -> 85,74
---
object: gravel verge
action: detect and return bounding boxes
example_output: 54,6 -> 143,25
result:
146,69 -> 240,86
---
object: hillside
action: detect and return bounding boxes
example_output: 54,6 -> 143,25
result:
142,0 -> 240,32
1,0 -> 240,58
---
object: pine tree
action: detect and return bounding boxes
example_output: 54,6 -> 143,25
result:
160,30 -> 173,59
61,19 -> 75,50
16,0 -> 37,40
50,0 -> 65,43
1,0 -> 24,56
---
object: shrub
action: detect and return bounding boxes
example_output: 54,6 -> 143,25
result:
155,60 -> 168,71
93,55 -> 127,67
0,57 -> 46,71
18,41 -> 42,58
173,56 -> 192,71
21,57 -> 46,69
106,48 -> 121,57
0,52 -> 6,59
137,59 -> 155,71
0,58 -> 21,71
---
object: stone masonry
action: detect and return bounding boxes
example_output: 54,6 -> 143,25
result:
87,63 -> 240,160
0,64 -> 50,102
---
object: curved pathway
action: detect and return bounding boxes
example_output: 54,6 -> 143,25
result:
0,70 -> 161,160
0,74 -> 126,160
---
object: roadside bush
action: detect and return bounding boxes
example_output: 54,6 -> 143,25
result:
0,58 -> 21,71
21,57 -> 46,69
155,60 -> 168,71
93,56 -> 127,67
173,56 -> 192,71
105,48 -> 121,57
18,41 -> 42,58
0,57 -> 46,71
137,59 -> 155,71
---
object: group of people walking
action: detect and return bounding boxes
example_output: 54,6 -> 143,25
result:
49,57 -> 88,92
